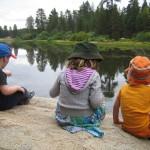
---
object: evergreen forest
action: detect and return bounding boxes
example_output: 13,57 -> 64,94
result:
0,0 -> 150,42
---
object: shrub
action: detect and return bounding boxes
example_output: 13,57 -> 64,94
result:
19,33 -> 34,40
93,35 -> 109,41
48,32 -> 66,40
63,31 -> 73,40
70,32 -> 90,41
36,31 -> 50,40
135,32 -> 150,42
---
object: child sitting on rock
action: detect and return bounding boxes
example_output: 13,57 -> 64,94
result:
50,42 -> 105,137
0,43 -> 34,110
113,56 -> 150,138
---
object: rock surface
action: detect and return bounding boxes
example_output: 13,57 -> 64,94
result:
0,97 -> 149,150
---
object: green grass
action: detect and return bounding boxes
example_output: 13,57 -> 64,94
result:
1,38 -> 150,52
96,41 -> 150,51
0,37 -> 14,44
49,40 -> 150,51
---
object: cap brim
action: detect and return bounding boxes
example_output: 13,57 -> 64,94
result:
11,54 -> 17,59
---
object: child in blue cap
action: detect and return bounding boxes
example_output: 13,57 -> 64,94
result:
0,43 -> 34,110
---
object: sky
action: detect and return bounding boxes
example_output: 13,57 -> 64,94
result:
0,0 -> 145,29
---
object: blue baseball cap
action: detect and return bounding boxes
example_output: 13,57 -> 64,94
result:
0,43 -> 16,59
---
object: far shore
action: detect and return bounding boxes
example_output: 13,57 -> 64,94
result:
0,37 -> 150,52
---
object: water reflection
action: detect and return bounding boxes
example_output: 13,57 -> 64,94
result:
10,43 -> 130,100
99,57 -> 130,97
36,49 -> 48,72
26,49 -> 35,65
23,43 -> 70,72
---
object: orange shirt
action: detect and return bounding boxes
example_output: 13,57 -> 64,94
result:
119,84 -> 150,137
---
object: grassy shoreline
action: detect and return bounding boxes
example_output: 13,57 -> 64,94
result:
0,38 -> 150,52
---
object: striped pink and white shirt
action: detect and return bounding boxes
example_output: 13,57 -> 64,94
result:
65,67 -> 95,92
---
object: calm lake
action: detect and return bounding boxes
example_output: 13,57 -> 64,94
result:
6,44 -> 131,112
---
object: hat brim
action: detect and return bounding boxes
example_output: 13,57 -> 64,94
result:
68,54 -> 103,61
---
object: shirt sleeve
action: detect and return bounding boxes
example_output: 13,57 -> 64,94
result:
49,73 -> 61,98
89,72 -> 105,109
0,69 -> 7,85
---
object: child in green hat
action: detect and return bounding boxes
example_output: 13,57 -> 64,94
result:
50,42 -> 105,137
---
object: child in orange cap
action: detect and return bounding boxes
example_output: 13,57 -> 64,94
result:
113,56 -> 150,138
0,43 -> 34,110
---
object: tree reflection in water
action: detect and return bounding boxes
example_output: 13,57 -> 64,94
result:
36,49 -> 48,72
26,49 -> 35,65
99,57 -> 130,97
101,76 -> 118,98
13,43 -> 130,98
24,44 -> 70,72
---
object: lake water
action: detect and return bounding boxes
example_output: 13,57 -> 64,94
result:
6,47 -> 131,112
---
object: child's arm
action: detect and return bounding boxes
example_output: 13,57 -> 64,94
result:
113,93 -> 123,124
0,85 -> 25,95
49,75 -> 60,98
3,69 -> 12,77
89,73 -> 104,109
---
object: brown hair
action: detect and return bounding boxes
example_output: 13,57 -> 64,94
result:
67,58 -> 99,71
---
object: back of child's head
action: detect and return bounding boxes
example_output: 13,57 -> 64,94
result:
125,56 -> 150,85
67,42 -> 103,70
0,43 -> 16,59
67,58 -> 98,70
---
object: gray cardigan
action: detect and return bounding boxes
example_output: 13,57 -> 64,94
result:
50,71 -> 105,116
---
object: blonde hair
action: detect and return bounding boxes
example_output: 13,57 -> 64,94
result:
67,58 -> 99,70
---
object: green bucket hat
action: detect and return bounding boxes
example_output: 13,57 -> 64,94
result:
68,42 -> 103,61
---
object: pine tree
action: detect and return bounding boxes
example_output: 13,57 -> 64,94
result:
3,25 -> 9,37
35,8 -> 47,32
111,5 -> 121,40
125,0 -> 140,36
26,16 -> 34,32
0,26 -> 3,37
47,8 -> 58,33
95,7 -> 110,35
78,1 -> 94,32
57,11 -> 66,32
65,10 -> 74,32
12,24 -> 18,38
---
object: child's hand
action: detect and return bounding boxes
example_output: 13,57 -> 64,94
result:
114,120 -> 124,125
3,69 -> 12,76
15,86 -> 25,93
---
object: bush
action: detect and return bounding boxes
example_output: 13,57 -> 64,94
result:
48,32 -> 67,40
70,32 -> 90,41
63,31 -> 73,40
135,32 -> 150,42
48,31 -> 94,41
19,33 -> 34,40
93,35 -> 109,41
36,31 -> 50,40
